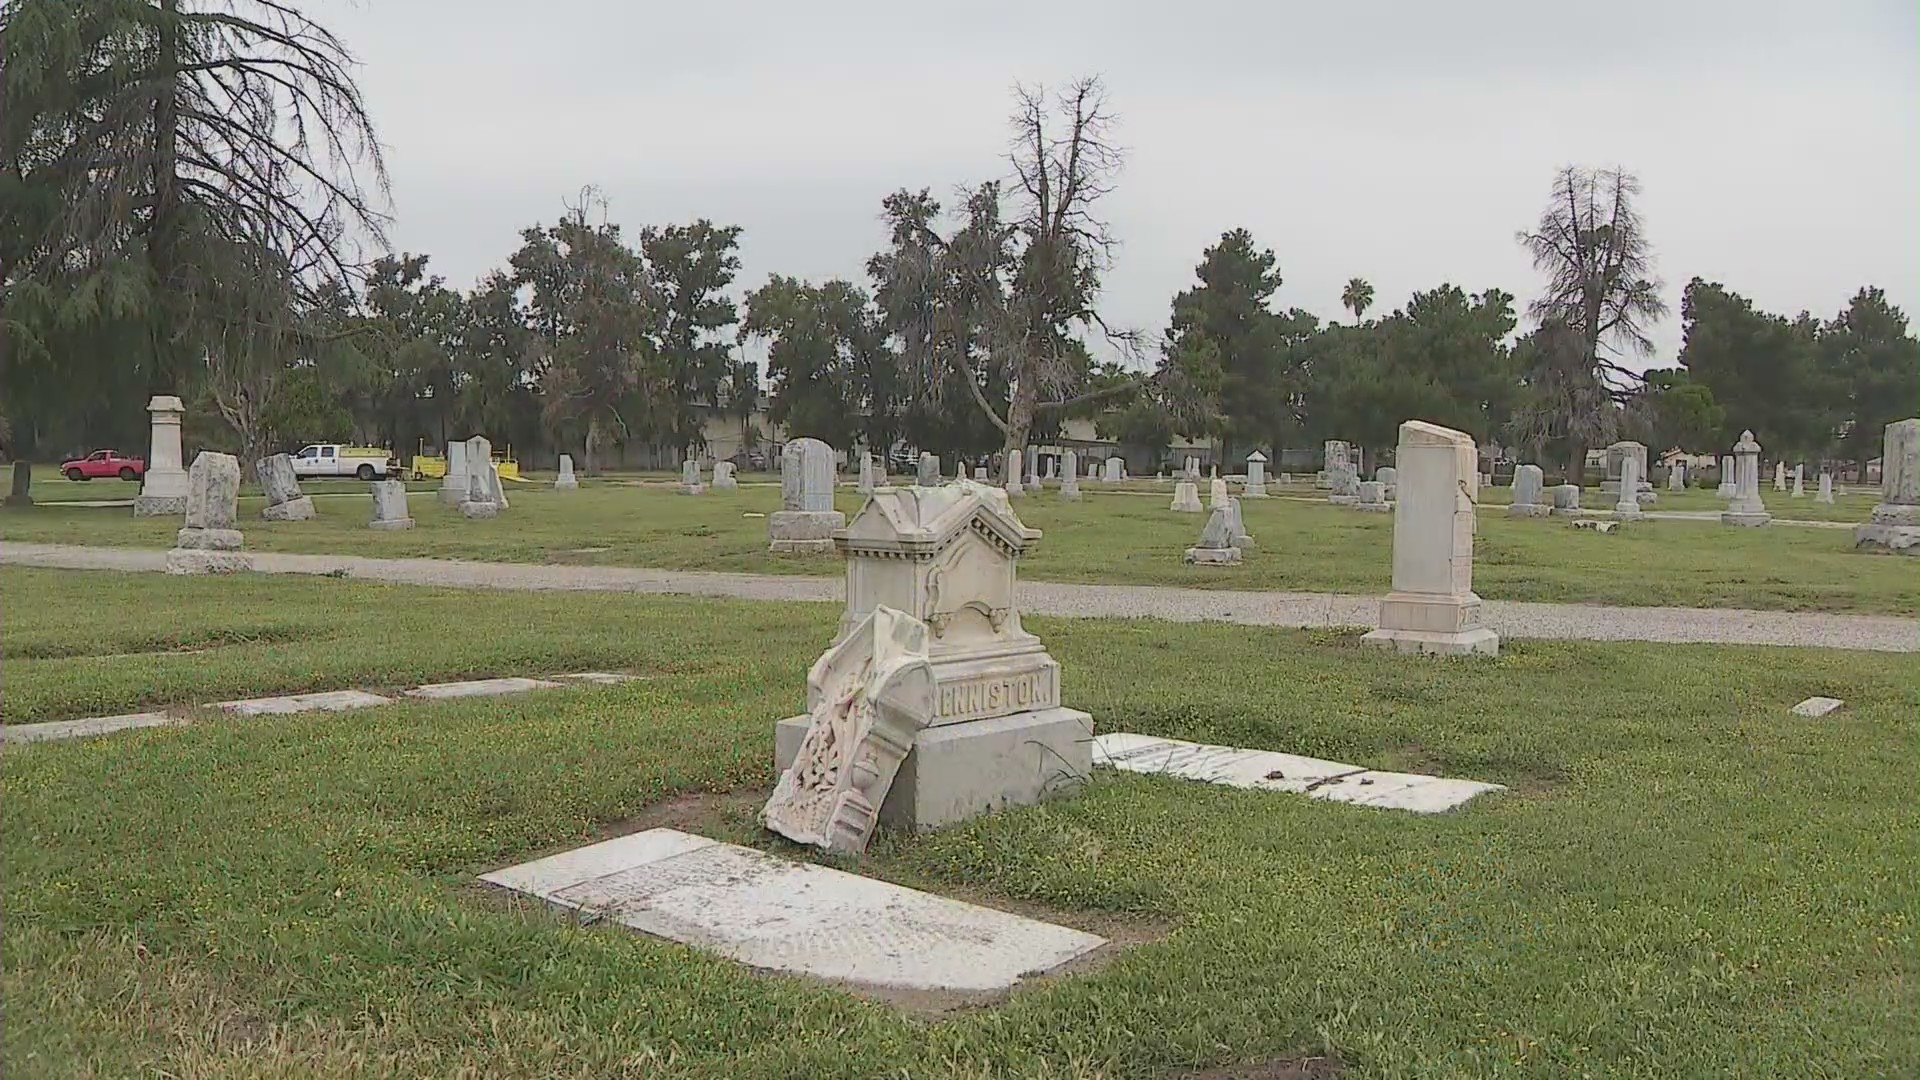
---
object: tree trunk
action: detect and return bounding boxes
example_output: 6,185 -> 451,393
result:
147,0 -> 185,399
5,462 -> 31,507
1002,373 -> 1037,485
1567,442 -> 1587,487
585,415 -> 603,476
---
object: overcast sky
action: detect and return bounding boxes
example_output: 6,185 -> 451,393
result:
321,0 -> 1919,370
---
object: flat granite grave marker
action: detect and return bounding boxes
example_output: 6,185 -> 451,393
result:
1361,420 -> 1497,656
257,453 -> 315,521
166,452 -> 252,574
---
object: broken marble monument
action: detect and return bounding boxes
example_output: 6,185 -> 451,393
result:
763,605 -> 937,853
369,479 -> 413,530
166,453 -> 251,574
713,461 -> 739,489
1170,480 -> 1203,513
1854,418 -> 1919,554
1209,475 -> 1229,509
460,436 -> 509,519
1613,458 -> 1646,520
1185,504 -> 1242,565
1722,430 -> 1772,528
773,480 -> 1092,829
1508,464 -> 1550,518
133,395 -> 190,516
257,453 -> 315,521
1223,496 -> 1255,549
768,438 -> 844,553
1361,420 -> 1498,656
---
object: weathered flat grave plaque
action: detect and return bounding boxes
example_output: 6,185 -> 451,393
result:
2,712 -> 179,744
405,677 -> 561,699
214,690 -> 392,716
1093,733 -> 1503,814
481,828 -> 1105,992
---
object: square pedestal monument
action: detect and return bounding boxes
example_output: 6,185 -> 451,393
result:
772,480 -> 1092,831
1361,420 -> 1499,656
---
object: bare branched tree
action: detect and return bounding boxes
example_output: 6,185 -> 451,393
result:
1515,166 -> 1667,481
870,77 -> 1148,473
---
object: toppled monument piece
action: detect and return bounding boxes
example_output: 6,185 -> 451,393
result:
763,606 -> 935,853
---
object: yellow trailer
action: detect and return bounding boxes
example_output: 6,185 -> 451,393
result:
410,442 -> 523,481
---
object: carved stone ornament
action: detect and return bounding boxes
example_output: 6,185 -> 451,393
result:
763,605 -> 936,853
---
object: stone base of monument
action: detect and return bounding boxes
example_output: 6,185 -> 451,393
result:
1355,501 -> 1391,513
775,707 -> 1092,831
165,548 -> 253,575
1613,505 -> 1646,521
767,509 -> 844,553
439,486 -> 465,507
1184,545 -> 1242,565
1506,503 -> 1552,519
370,516 -> 415,531
1854,506 -> 1920,553
1328,494 -> 1359,506
132,494 -> 186,517
554,478 -> 578,490
1721,510 -> 1772,528
460,501 -> 499,520
175,527 -> 243,550
1362,593 -> 1499,656
679,483 -> 705,495
262,496 -> 315,522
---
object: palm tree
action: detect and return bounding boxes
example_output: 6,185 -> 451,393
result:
1341,278 -> 1375,323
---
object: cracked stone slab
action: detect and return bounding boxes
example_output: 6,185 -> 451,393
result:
404,677 -> 562,699
1092,733 -> 1503,814
3,712 -> 180,745
1790,696 -> 1845,717
553,672 -> 642,685
214,690 -> 392,716
481,828 -> 1106,992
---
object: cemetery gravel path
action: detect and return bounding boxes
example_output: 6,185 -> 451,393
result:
6,541 -> 1914,652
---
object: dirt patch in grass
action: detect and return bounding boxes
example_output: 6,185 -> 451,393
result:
1178,1052 -> 1343,1079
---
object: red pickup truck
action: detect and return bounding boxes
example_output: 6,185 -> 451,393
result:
61,449 -> 146,481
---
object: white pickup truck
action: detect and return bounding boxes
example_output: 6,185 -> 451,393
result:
289,444 -> 398,481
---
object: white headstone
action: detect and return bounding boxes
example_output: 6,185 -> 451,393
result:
1208,475 -> 1229,509
1060,450 -> 1081,501
460,435 -> 508,518
1361,421 -> 1498,656
555,454 -> 578,490
1244,451 -> 1269,497
132,395 -> 190,516
712,461 -> 738,489
1184,504 -> 1242,564
369,479 -> 413,530
1508,464 -> 1550,518
1613,458 -> 1645,519
763,606 -> 935,853
1854,418 -> 1919,553
1773,460 -> 1787,491
858,453 -> 879,494
1375,466 -> 1397,499
775,481 -> 1091,828
680,458 -> 705,495
917,452 -> 940,486
1355,480 -> 1390,512
440,440 -> 469,507
1170,481 -> 1203,513
769,438 -> 844,553
1717,454 -> 1735,497
1549,483 -> 1581,516
1102,456 -> 1124,483
1025,448 -> 1040,489
1816,472 -> 1834,504
1791,463 -> 1805,497
166,452 -> 251,573
1667,462 -> 1685,491
1327,458 -> 1360,505
257,453 -> 315,521
1722,431 -> 1772,527
1005,449 -> 1024,496
975,466 -> 990,481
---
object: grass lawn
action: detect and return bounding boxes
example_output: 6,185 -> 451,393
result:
3,567 -> 1916,1077
4,474 -> 1915,616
